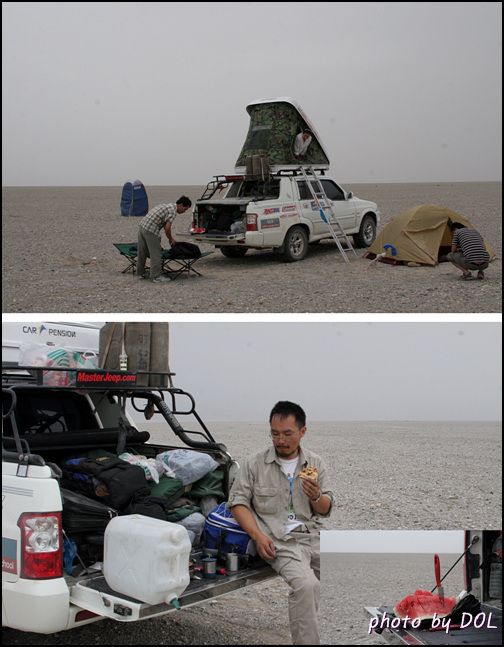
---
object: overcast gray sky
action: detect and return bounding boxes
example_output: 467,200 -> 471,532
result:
167,321 -> 501,421
2,320 -> 501,421
2,2 -> 502,186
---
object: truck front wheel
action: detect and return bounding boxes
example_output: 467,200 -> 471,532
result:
281,226 -> 308,262
353,214 -> 376,248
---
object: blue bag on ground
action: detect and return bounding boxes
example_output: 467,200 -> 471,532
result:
202,502 -> 257,558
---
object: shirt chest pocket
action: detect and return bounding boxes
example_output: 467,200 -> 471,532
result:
252,487 -> 280,515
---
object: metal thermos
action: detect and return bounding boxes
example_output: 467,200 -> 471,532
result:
226,553 -> 239,572
202,557 -> 217,578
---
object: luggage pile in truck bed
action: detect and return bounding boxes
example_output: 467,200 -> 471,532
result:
59,446 -> 227,572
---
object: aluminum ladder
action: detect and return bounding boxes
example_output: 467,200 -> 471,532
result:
299,166 -> 358,262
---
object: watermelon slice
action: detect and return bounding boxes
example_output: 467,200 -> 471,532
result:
394,589 -> 458,621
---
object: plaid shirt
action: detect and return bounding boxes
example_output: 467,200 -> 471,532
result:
139,203 -> 177,235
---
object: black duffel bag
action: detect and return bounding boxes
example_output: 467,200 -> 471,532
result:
61,456 -> 150,511
61,488 -> 118,532
169,241 -> 201,258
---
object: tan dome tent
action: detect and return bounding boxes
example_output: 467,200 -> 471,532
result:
364,204 -> 496,266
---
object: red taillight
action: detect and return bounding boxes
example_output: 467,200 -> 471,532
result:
246,213 -> 258,231
17,512 -> 62,579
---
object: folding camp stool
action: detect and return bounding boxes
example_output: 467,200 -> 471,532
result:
162,252 -> 213,279
113,243 -> 142,274
114,243 -> 212,279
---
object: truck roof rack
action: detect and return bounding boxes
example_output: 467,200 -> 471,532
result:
197,168 -> 328,201
275,168 -> 327,176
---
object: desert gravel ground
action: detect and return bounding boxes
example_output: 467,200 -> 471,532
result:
4,421 -> 498,645
2,177 -> 501,642
2,182 -> 501,313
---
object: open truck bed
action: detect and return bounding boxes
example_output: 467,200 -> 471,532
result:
2,364 -> 276,633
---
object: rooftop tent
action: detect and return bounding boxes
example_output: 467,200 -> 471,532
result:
120,180 -> 149,217
364,204 -> 496,266
234,97 -> 330,172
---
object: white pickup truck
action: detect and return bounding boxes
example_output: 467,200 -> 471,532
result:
183,97 -> 380,262
2,362 -> 275,634
185,170 -> 380,262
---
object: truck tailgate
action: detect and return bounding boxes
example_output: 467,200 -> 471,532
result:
70,554 -> 277,622
364,604 -> 502,645
181,231 -> 246,243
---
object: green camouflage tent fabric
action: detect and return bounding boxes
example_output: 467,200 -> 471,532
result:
235,101 -> 329,168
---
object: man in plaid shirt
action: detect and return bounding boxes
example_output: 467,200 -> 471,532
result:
136,196 -> 192,282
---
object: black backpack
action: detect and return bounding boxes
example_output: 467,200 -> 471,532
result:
61,456 -> 150,511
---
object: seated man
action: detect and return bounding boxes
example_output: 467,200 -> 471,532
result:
228,401 -> 333,645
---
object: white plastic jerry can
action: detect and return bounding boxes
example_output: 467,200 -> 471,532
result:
103,514 -> 191,606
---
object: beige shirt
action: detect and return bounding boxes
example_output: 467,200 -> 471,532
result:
227,444 -> 334,545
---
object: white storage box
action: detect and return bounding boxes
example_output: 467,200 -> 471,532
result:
103,514 -> 191,605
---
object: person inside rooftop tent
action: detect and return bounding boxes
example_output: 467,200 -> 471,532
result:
293,129 -> 313,160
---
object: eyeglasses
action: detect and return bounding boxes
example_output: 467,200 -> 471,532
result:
269,428 -> 301,441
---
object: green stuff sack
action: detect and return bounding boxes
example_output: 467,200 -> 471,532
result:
188,470 -> 225,500
149,475 -> 185,505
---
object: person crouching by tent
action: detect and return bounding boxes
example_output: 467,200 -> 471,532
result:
136,197 -> 192,282
447,222 -> 490,280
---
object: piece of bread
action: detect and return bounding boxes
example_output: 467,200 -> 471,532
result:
299,466 -> 318,480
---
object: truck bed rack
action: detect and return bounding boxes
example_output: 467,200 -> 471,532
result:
2,366 -> 228,472
2,365 -> 175,390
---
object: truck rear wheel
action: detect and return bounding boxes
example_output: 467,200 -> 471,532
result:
281,226 -> 308,262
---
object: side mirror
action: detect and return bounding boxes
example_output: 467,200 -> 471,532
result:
347,191 -> 353,200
